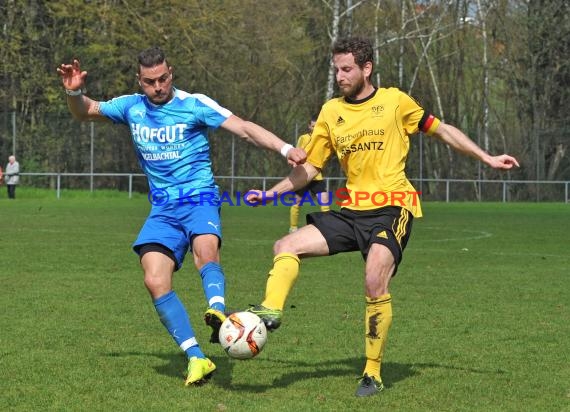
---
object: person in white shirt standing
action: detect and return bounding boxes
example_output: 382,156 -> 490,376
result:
5,155 -> 19,199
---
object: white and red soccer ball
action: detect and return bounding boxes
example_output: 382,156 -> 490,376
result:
218,311 -> 268,359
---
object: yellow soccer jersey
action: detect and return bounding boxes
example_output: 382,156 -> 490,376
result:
305,87 -> 440,217
297,133 -> 324,180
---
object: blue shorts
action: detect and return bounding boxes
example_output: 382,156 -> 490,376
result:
133,201 -> 222,270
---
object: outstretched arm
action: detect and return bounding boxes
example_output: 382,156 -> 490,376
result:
246,162 -> 320,205
220,115 -> 306,166
433,122 -> 519,169
56,59 -> 108,123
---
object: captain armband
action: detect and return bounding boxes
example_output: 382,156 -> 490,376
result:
418,112 -> 441,135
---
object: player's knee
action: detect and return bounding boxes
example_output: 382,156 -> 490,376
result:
273,236 -> 296,255
192,241 -> 220,267
193,253 -> 219,269
144,267 -> 172,297
364,266 -> 393,296
143,270 -> 170,296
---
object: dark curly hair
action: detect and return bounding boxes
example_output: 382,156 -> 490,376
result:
332,37 -> 374,69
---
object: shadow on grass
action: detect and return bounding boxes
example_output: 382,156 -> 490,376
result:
104,350 -> 233,382
216,358 -> 417,392
106,350 -> 501,393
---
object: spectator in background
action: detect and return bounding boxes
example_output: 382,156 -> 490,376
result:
5,155 -> 19,199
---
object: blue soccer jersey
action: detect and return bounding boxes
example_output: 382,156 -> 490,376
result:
100,89 -> 231,202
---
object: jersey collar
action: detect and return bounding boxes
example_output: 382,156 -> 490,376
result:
344,87 -> 378,105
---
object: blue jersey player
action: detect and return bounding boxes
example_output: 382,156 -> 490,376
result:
57,47 -> 306,386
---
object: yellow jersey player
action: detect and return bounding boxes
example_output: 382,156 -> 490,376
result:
289,117 -> 330,233
246,37 -> 519,397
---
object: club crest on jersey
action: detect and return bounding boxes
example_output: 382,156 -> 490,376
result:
371,105 -> 384,118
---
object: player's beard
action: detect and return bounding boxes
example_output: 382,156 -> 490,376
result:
149,91 -> 171,105
147,86 -> 174,105
339,76 -> 366,100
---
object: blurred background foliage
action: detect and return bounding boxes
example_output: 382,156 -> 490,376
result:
0,0 -> 568,196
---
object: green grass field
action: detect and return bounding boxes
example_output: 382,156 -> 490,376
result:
1,191 -> 569,411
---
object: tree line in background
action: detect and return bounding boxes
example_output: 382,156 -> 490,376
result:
0,0 -> 568,198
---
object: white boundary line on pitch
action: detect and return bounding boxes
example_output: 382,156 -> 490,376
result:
410,248 -> 569,259
414,227 -> 494,242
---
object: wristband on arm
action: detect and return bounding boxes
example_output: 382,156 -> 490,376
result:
280,144 -> 293,158
65,89 -> 83,96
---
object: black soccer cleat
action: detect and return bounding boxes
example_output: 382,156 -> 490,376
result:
355,373 -> 384,397
204,308 -> 226,343
246,304 -> 283,331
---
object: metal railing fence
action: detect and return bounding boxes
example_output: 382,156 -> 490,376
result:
14,172 -> 570,203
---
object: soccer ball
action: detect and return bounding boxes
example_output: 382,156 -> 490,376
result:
219,311 -> 267,359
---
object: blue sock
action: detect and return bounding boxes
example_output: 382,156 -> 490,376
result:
199,262 -> 226,312
153,291 -> 204,359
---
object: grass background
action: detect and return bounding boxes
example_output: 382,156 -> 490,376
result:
1,189 -> 569,411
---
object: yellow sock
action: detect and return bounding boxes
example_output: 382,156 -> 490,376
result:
290,205 -> 300,229
363,294 -> 392,381
261,253 -> 300,310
